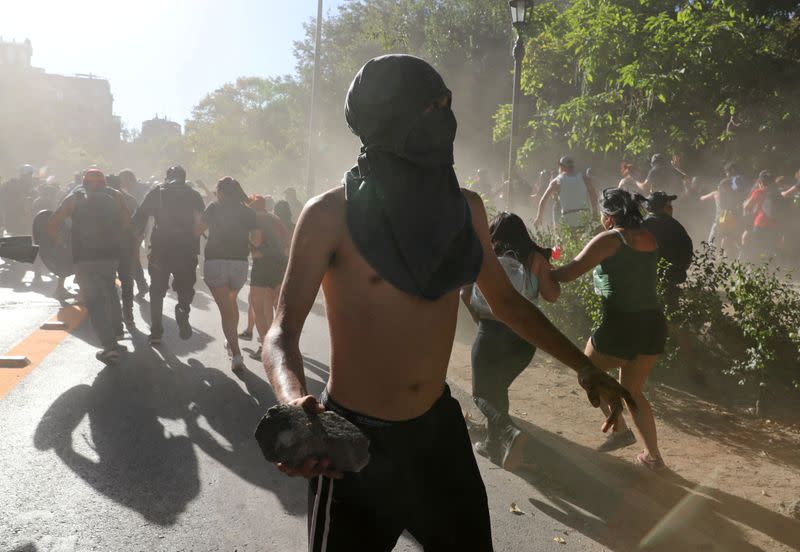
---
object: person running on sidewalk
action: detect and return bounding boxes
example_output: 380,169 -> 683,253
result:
47,169 -> 131,364
199,177 -> 261,373
107,173 -> 141,329
240,196 -> 276,341
263,54 -> 634,552
552,188 -> 667,470
460,212 -> 560,470
534,155 -> 598,230
31,183 -> 72,300
273,199 -> 295,238
245,195 -> 289,360
132,165 -> 206,345
118,169 -> 149,299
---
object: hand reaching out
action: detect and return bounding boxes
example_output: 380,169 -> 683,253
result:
577,364 -> 637,433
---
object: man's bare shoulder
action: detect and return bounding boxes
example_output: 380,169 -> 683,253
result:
299,186 -> 346,236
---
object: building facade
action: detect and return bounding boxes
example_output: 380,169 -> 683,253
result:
0,38 -> 121,173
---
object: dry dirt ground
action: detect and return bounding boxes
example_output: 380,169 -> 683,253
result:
447,323 -> 800,552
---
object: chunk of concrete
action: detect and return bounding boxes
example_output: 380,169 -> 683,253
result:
254,404 -> 370,473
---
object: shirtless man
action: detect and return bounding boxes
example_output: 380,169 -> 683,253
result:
263,55 -> 633,552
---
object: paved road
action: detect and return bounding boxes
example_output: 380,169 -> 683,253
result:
0,263 -> 608,552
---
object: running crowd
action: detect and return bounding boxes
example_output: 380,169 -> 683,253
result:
0,164 -> 302,371
0,53 -> 787,551
477,153 -> 800,267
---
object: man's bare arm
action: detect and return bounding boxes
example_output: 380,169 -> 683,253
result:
263,191 -> 342,404
534,180 -> 558,225
465,191 -> 634,429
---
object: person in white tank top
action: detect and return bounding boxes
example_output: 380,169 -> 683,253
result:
534,156 -> 598,229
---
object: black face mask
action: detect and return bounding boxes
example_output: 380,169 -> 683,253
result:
403,104 -> 457,167
343,54 -> 483,300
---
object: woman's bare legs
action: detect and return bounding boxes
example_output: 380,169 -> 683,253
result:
584,339 -> 630,433
245,303 -> 255,334
210,286 -> 242,357
620,354 -> 661,459
251,286 -> 279,345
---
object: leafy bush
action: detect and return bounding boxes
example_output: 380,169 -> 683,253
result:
532,215 -> 602,345
670,243 -> 800,393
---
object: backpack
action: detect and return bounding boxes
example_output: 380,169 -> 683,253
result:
154,184 -> 197,240
70,186 -> 122,261
470,253 -> 537,319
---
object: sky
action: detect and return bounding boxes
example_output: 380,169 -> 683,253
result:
3,0 -> 347,131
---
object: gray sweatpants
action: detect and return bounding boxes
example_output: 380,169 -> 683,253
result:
75,259 -> 122,350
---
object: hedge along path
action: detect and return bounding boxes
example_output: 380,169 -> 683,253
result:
0,304 -> 86,399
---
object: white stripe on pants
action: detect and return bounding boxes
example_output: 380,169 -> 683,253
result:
309,477 -> 335,552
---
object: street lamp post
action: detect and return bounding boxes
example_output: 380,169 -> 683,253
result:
305,0 -> 324,200
506,0 -> 531,211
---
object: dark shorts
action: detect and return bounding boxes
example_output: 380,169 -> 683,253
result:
308,385 -> 493,552
591,308 -> 667,361
250,255 -> 286,289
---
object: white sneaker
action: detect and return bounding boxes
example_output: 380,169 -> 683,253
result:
231,355 -> 245,373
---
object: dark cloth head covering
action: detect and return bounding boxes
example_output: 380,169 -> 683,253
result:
644,191 -> 678,212
343,54 -> 483,300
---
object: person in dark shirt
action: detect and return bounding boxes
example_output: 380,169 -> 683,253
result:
245,195 -> 290,360
642,191 -> 704,382
31,184 -> 73,300
199,177 -> 261,372
642,192 -> 693,313
644,154 -> 683,197
283,187 -> 303,224
107,173 -> 142,328
119,169 -> 149,298
132,165 -> 206,345
273,200 -> 295,238
47,169 -> 131,364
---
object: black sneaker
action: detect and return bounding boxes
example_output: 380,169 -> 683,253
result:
238,330 -> 253,340
96,348 -> 121,365
175,305 -> 192,340
474,439 -> 502,465
597,428 -> 637,452
249,346 -> 263,360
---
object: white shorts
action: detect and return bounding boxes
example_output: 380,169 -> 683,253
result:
204,259 -> 249,290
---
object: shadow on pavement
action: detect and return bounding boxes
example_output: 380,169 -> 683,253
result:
651,384 -> 800,471
503,419 -> 800,552
9,544 -> 38,552
32,325 -> 316,526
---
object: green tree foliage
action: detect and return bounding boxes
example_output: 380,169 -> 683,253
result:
289,0 -> 516,182
183,76 -> 306,192
504,0 -> 800,171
